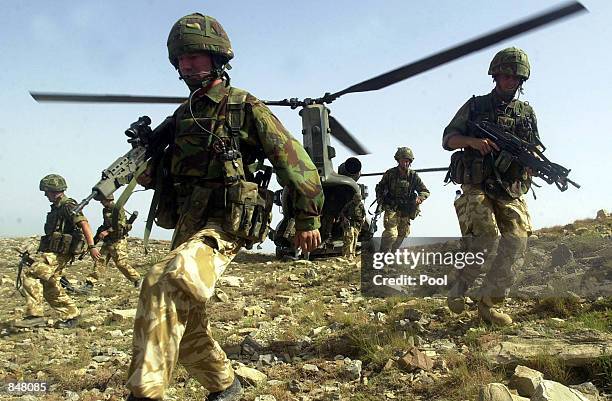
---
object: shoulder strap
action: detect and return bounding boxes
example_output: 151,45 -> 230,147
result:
226,88 -> 248,138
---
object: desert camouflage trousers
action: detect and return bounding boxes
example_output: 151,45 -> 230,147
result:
126,220 -> 242,399
22,252 -> 79,319
380,209 -> 411,252
342,225 -> 360,259
87,239 -> 140,285
451,184 -> 531,298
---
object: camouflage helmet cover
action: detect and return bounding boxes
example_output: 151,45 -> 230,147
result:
394,147 -> 414,161
488,47 -> 530,80
167,13 -> 234,69
39,174 -> 67,192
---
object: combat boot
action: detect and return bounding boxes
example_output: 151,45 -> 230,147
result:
446,280 -> 468,314
126,394 -> 157,401
13,315 -> 47,328
477,297 -> 513,326
55,317 -> 78,329
207,378 -> 243,401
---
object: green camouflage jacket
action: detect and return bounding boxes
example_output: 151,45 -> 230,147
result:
97,204 -> 130,242
44,194 -> 86,236
376,167 -> 430,210
153,82 -> 324,231
340,193 -> 365,227
442,89 -> 540,198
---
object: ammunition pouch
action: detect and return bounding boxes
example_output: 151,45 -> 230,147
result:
396,198 -> 419,220
155,177 -> 180,229
223,180 -> 274,244
38,231 -> 85,255
446,150 -> 492,185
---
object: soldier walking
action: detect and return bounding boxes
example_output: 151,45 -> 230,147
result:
375,147 -> 430,252
125,13 -> 324,401
85,194 -> 141,290
339,192 -> 365,260
18,174 -> 100,329
442,47 -> 537,326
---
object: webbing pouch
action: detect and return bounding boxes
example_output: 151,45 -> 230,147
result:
38,232 -> 73,254
223,181 -> 273,244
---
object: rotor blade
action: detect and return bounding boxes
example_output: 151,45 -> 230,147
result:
328,1 -> 586,100
328,115 -> 370,155
361,167 -> 448,177
30,92 -> 187,104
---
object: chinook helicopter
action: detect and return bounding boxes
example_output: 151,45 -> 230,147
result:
30,2 -> 585,258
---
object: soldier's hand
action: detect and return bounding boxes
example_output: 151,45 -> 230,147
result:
415,197 -> 424,205
137,165 -> 153,187
99,230 -> 109,240
468,137 -> 499,155
295,229 -> 321,252
89,247 -> 102,260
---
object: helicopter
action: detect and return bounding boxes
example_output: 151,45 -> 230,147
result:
30,2 -> 586,259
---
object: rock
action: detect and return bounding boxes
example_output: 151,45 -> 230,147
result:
255,396 -> 277,401
64,391 -> 80,401
234,365 -> 267,385
404,308 -> 424,321
551,244 -> 574,267
213,288 -> 229,303
569,382 -> 600,401
109,329 -> 124,338
479,383 -> 529,401
302,363 -> 319,373
397,347 -> 434,372
243,305 -> 266,317
575,227 -> 589,235
267,380 -> 284,387
509,365 -> 544,397
288,379 -> 302,393
92,355 -> 112,363
342,358 -> 362,381
219,276 -> 243,287
483,333 -> 612,367
110,308 -> 137,322
596,209 -> 609,220
532,380 -> 592,401
303,268 -> 318,279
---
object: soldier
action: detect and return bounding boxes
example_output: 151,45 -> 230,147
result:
375,147 -> 430,252
18,174 -> 100,329
442,47 -> 537,326
125,13 -> 323,401
339,192 -> 365,260
84,194 -> 141,290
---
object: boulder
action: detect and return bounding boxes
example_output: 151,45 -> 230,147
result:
508,365 -> 543,397
531,380 -> 591,401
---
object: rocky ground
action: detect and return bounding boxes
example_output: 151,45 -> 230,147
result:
0,211 -> 610,401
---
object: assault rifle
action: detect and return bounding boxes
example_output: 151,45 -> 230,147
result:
368,189 -> 387,237
73,116 -> 155,214
14,248 -> 35,296
468,120 -> 580,191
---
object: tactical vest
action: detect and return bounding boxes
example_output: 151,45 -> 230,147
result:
381,168 -> 419,218
452,93 -> 538,199
155,86 -> 273,248
38,196 -> 86,255
99,206 -> 129,242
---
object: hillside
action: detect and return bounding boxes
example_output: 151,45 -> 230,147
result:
0,211 -> 610,401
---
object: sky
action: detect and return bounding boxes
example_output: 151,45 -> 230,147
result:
0,1 -> 610,253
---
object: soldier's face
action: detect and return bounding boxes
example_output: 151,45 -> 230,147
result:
495,74 -> 521,93
398,159 -> 412,171
44,190 -> 62,203
178,52 -> 213,80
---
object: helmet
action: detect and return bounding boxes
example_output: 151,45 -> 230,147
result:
39,174 -> 67,192
167,13 -> 234,69
394,147 -> 414,161
488,47 -> 530,80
